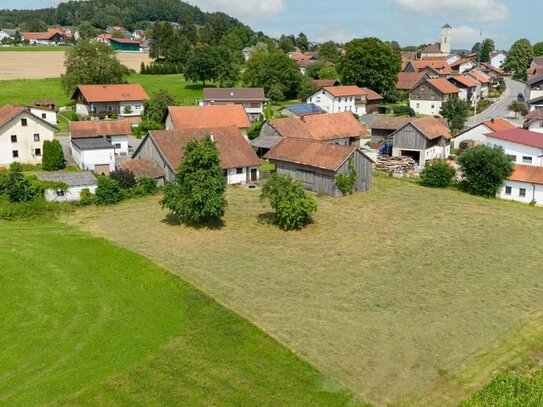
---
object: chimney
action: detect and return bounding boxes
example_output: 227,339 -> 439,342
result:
230,92 -> 234,96
491,118 -> 495,123
209,134 -> 214,142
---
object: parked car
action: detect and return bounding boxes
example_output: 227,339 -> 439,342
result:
517,93 -> 525,102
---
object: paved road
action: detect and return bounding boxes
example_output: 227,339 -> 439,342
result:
466,77 -> 525,127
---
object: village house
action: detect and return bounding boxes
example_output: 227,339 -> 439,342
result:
165,105 -> 251,137
70,138 -> 115,175
132,126 -> 261,184
28,105 -> 57,127
480,62 -> 504,84
71,84 -> 149,120
390,117 -> 451,167
280,103 -> 326,119
311,79 -> 341,89
490,51 -> 507,69
306,85 -> 383,115
36,171 -> 97,202
395,72 -> 429,92
202,88 -> 267,121
498,165 -> 543,206
265,138 -> 374,196
523,110 -> 543,133
485,128 -> 543,167
420,24 -> 452,58
119,159 -> 166,186
448,75 -> 478,103
23,28 -> 66,45
524,74 -> 543,111
0,105 -> 57,166
69,119 -> 131,156
409,78 -> 459,116
403,59 -> 453,78
452,118 -> 515,149
467,70 -> 492,98
0,28 -> 17,42
450,58 -> 477,74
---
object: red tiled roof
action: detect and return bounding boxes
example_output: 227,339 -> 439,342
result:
396,72 -> 427,90
0,104 -> 25,127
167,105 -> 251,130
359,87 -> 383,101
483,118 -> 516,132
450,75 -> 477,88
426,78 -> 460,94
149,126 -> 260,170
73,84 -> 149,103
450,58 -> 474,68
509,164 -> 543,185
110,38 -> 140,45
485,128 -> 543,149
312,79 -> 340,88
412,117 -> 452,140
407,60 -> 453,75
268,117 -> 314,139
468,70 -> 491,84
119,159 -> 165,180
265,138 -> 356,171
203,87 -> 266,101
324,85 -> 367,97
422,43 -> 441,54
69,119 -> 131,138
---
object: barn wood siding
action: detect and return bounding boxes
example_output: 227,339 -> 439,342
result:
336,150 -> 373,193
393,124 -> 429,150
133,136 -> 176,181
410,82 -> 444,102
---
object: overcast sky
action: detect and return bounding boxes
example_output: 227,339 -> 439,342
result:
4,0 -> 541,50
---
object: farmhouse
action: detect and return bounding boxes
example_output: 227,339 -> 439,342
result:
390,117 -> 451,166
132,126 -> 261,184
71,84 -> 149,119
409,78 -> 459,116
448,75 -> 478,103
23,28 -> 65,45
70,138 -> 115,175
28,105 -> 57,127
452,118 -> 515,149
499,165 -> 543,206
109,38 -> 141,52
69,119 -> 131,156
485,128 -> 543,167
202,88 -> 267,121
306,85 -> 383,115
36,171 -> 97,202
395,72 -> 429,92
0,104 -> 57,166
265,138 -> 374,196
165,105 -> 251,137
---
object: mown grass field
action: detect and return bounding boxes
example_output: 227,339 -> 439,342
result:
0,222 -> 356,407
0,46 -> 72,52
64,175 -> 543,406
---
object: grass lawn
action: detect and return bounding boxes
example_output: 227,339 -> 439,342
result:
63,175 -> 543,406
0,221 -> 356,407
0,46 -> 72,52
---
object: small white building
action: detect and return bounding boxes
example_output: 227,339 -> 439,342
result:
452,118 -> 516,149
498,165 -> 543,206
69,119 -> 130,156
36,171 -> 97,202
490,51 -> 507,69
306,85 -> 382,115
70,138 -> 115,175
485,128 -> 543,167
0,105 -> 57,166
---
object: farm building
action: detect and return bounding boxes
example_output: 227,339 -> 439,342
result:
265,138 -> 374,196
70,138 -> 115,175
119,159 -> 166,186
452,118 -> 515,149
109,38 -> 141,52
36,171 -> 97,202
202,88 -> 267,121
499,165 -> 543,206
69,119 -> 131,156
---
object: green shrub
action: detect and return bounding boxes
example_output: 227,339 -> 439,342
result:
131,177 -> 158,197
392,105 -> 416,117
335,157 -> 357,195
109,168 -> 136,189
9,162 -> 23,172
42,139 -> 66,171
247,121 -> 263,140
419,160 -> 455,188
94,176 -> 124,205
5,171 -> 36,203
79,188 -> 95,206
0,196 -> 73,220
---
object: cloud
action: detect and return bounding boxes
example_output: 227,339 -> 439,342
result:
315,23 -> 355,44
392,0 -> 509,22
187,0 -> 284,22
452,26 -> 485,48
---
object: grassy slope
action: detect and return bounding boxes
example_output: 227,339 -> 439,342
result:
0,46 -> 71,52
0,222 -> 356,407
63,175 -> 543,406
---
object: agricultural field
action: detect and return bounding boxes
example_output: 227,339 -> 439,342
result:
0,222 -> 356,407
64,175 -> 543,406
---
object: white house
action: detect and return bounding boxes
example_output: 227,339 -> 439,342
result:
467,70 -> 491,98
498,165 -> 543,206
0,104 -> 57,166
70,138 -> 115,175
409,78 -> 460,116
0,29 -> 16,42
485,128 -> 543,167
36,171 -> 97,202
201,88 -> 267,121
452,118 -> 516,149
524,110 -> 543,134
490,51 -> 507,69
450,58 -> 477,74
306,85 -> 382,115
29,106 -> 57,127
69,119 -> 130,156
525,74 -> 543,111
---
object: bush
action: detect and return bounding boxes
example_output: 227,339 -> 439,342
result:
42,139 -> 66,171
419,160 -> 455,188
79,188 -> 95,205
261,174 -> 318,231
132,120 -> 164,138
5,171 -> 36,203
247,121 -> 263,140
109,168 -> 136,189
131,177 -> 158,197
0,196 -> 72,220
392,105 -> 416,117
94,176 -> 124,205
335,157 -> 356,195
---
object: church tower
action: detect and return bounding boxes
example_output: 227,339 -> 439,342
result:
440,24 -> 452,55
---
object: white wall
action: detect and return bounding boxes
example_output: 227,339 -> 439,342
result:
307,90 -> 366,115
29,107 -> 57,127
225,166 -> 259,184
452,124 -> 490,148
527,121 -> 543,134
44,185 -> 97,202
76,103 -> 90,116
498,180 -> 543,206
491,54 -> 506,68
392,144 -> 450,166
119,101 -> 144,117
410,99 -> 443,116
71,142 -> 115,172
486,137 -> 543,167
109,135 -> 129,156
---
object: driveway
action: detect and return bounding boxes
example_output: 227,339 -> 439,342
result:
466,77 -> 525,127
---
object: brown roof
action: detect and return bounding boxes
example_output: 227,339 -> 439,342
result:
203,88 -> 266,101
481,62 -> 504,74
524,110 -> 543,126
422,43 -> 442,54
450,75 -> 477,88
450,58 -> 474,68
268,117 -> 314,139
73,84 -> 149,103
411,117 -> 452,140
0,104 -> 25,127
509,165 -> 543,185
426,78 -> 459,94
396,72 -> 427,90
407,60 -> 452,75
69,119 -> 131,138
359,87 -> 383,101
368,115 -> 414,131
110,38 -> 140,45
312,79 -> 340,88
324,86 -> 367,97
265,138 -> 356,172
148,126 -> 260,170
119,159 -> 165,180
483,118 -> 516,132
167,105 -> 251,130
468,70 -> 491,84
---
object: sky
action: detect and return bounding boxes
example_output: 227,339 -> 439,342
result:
3,0 -> 541,50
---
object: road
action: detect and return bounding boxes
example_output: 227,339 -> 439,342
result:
466,77 -> 525,127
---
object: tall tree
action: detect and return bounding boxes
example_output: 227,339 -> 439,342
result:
479,38 -> 495,63
503,38 -> 533,81
215,46 -> 241,87
318,41 -> 340,63
78,21 -> 96,39
61,40 -> 129,95
278,35 -> 295,54
440,96 -> 470,135
142,89 -> 176,125
295,32 -> 309,52
42,140 -> 65,171
337,37 -> 401,95
533,42 -> 543,57
184,45 -> 220,86
178,15 -> 198,45
161,135 -> 226,225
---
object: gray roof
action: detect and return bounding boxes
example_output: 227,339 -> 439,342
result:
36,171 -> 97,187
251,133 -> 283,150
442,23 -> 452,29
71,138 -> 114,150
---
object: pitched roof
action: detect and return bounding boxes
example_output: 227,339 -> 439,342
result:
167,105 -> 251,130
483,118 -> 516,132
396,72 -> 427,90
367,115 -> 414,131
36,171 -> 97,187
148,126 -> 260,170
406,60 -> 453,75
481,62 -> 504,74
264,138 -> 356,172
509,164 -> 543,185
526,74 -> 543,86
119,159 -> 165,180
449,75 -> 477,88
422,43 -> 442,54
524,110 -> 543,126
323,85 -> 367,97
485,128 -> 543,149
283,103 -> 326,116
425,78 -> 460,94
268,117 -> 314,139
359,87 -> 383,101
203,87 -> 266,101
468,70 -> 491,84
69,119 -> 131,138
411,117 -> 452,140
109,38 -> 140,45
312,79 -> 340,88
72,84 -> 149,103
450,58 -> 474,69
0,104 -> 25,127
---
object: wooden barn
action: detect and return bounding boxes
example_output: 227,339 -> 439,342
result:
265,138 -> 374,196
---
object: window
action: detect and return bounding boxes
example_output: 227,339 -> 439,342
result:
11,135 -> 17,143
12,150 -> 18,158
522,156 -> 533,164
41,113 -> 46,119
416,103 -> 420,108
539,121 -> 543,128
56,190 -> 65,197
519,188 -> 527,197
134,104 -> 141,110
114,143 -> 121,149
316,97 -> 321,103
236,168 -> 243,174
33,133 -> 40,142
34,148 -> 41,156
505,186 -> 512,195
338,97 -> 342,103
21,118 -> 27,126
108,105 -> 113,111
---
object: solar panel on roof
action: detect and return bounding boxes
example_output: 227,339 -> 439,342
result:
285,103 -> 325,115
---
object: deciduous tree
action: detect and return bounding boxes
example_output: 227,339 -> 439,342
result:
503,38 -> 533,81
440,96 -> 470,135
142,89 -> 176,125
533,42 -> 543,57
42,140 -> 65,171
184,45 -> 220,86
318,41 -> 340,63
295,32 -> 309,53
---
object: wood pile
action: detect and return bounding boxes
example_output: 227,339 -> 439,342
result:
374,156 -> 417,175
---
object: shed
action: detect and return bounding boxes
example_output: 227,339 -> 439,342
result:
36,171 -> 97,202
70,138 -> 115,175
119,159 -> 166,186
109,38 -> 141,52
